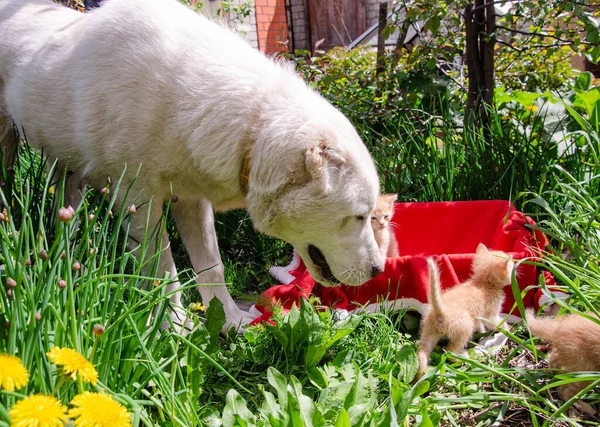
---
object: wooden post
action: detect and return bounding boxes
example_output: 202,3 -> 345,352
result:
465,0 -> 495,132
376,0 -> 388,78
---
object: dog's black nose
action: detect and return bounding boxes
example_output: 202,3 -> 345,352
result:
372,265 -> 383,278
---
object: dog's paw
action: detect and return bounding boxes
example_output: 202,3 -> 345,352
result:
222,308 -> 255,334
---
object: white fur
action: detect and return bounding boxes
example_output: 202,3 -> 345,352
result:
0,0 -> 384,331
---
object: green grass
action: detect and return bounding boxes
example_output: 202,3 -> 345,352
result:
1,83 -> 599,425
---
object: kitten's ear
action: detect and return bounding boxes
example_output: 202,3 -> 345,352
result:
382,193 -> 397,207
476,243 -> 489,255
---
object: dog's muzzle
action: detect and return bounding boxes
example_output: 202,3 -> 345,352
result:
308,244 -> 338,284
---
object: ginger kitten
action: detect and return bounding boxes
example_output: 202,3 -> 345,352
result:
417,243 -> 514,376
526,310 -> 600,415
371,193 -> 399,258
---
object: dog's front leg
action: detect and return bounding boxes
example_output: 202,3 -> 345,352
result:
126,196 -> 191,333
172,197 -> 255,332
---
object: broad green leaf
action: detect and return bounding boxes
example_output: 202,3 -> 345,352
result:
334,408 -> 351,427
290,375 -> 326,426
574,72 -> 592,92
396,345 -> 419,383
267,367 -> 289,409
573,87 -> 600,117
205,297 -> 226,351
344,365 -> 371,409
222,389 -> 257,427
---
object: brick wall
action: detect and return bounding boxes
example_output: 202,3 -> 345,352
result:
289,0 -> 310,51
366,0 -> 392,28
227,0 -> 259,48
255,0 -> 289,54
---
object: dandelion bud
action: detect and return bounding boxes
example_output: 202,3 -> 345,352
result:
25,259 -> 32,267
72,261 -> 81,271
128,204 -> 136,214
35,312 -> 41,321
171,195 -> 178,203
5,277 -> 16,289
58,279 -> 67,289
58,206 -> 75,223
39,249 -> 48,260
93,324 -> 105,336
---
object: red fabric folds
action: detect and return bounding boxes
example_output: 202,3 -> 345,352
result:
253,200 -> 557,325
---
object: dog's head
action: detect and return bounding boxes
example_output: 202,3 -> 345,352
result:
247,117 -> 385,287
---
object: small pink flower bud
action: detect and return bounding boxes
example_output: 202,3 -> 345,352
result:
100,187 -> 109,196
171,195 -> 179,203
58,206 -> 75,223
128,204 -> 136,214
72,261 -> 81,271
35,312 -> 41,321
6,289 -> 12,298
58,280 -> 67,289
88,213 -> 95,222
39,250 -> 48,260
93,324 -> 105,336
5,277 -> 16,289
25,259 -> 32,267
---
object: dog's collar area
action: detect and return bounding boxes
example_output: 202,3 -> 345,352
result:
240,142 -> 253,195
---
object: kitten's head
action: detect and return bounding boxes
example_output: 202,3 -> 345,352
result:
371,193 -> 397,231
472,243 -> 515,287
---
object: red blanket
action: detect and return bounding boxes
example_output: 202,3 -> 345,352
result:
252,200 -> 562,324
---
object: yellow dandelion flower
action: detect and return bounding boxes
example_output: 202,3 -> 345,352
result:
9,394 -> 68,427
48,185 -> 55,195
69,392 -> 132,427
525,105 -> 538,112
190,302 -> 205,311
47,347 -> 98,385
0,354 -> 29,391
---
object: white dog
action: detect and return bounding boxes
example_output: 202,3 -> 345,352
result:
0,0 -> 384,331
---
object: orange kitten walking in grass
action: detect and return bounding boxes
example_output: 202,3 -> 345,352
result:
371,194 -> 399,258
526,310 -> 600,415
417,244 -> 514,376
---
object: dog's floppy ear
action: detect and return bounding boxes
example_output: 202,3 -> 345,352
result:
305,139 -> 346,194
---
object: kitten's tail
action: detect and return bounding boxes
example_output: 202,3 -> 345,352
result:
427,257 -> 444,317
525,309 -> 558,342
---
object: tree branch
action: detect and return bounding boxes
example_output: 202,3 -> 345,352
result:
497,25 -> 593,46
